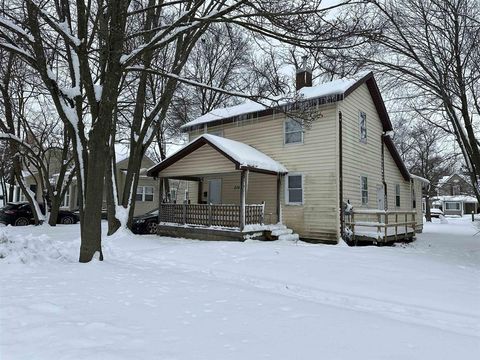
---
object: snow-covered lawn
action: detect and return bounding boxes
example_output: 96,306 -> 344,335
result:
1,217 -> 479,359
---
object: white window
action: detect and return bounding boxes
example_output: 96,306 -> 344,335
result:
18,188 -> 26,202
136,186 -> 154,202
395,184 -> 401,207
359,111 -> 367,142
445,202 -> 461,210
361,176 -> 368,205
286,174 -> 303,204
284,118 -> 303,144
61,188 -> 70,208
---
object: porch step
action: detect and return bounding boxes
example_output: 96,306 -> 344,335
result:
278,233 -> 300,241
271,228 -> 293,236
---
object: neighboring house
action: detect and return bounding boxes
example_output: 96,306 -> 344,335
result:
9,149 -> 159,217
437,173 -> 474,197
430,173 -> 479,215
431,195 -> 479,216
147,71 -> 426,244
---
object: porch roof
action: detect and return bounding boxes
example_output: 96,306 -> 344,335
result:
147,134 -> 288,177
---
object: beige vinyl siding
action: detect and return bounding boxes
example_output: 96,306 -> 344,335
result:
340,84 -> 384,210
383,148 -> 412,211
341,83 -> 412,213
411,178 -> 424,232
116,157 -> 159,216
159,144 -> 236,177
196,104 -> 339,241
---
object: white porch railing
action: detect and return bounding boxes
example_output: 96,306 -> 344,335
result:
345,209 -> 416,244
159,203 -> 265,228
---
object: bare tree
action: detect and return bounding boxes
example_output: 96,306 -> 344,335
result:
0,52 -> 74,225
1,0 -> 358,262
337,0 -> 480,201
394,121 -> 457,221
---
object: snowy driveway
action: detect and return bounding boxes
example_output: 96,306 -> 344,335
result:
1,217 -> 479,359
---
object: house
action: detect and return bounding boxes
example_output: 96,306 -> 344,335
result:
437,173 -> 475,197
431,195 -> 479,216
8,148 -> 159,217
430,173 -> 479,215
147,70 -> 426,244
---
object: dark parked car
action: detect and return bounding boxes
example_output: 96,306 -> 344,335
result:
0,202 -> 79,226
131,209 -> 158,234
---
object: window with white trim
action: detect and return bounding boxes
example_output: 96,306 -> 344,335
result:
61,188 -> 70,208
395,184 -> 401,207
361,176 -> 368,205
445,201 -> 461,210
136,186 -> 154,202
286,174 -> 303,204
359,111 -> 367,142
284,118 -> 303,144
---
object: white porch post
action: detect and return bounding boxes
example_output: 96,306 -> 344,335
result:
158,176 -> 163,230
276,175 -> 282,223
239,170 -> 249,230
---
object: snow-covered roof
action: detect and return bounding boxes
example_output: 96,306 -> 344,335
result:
410,174 -> 430,184
431,195 -> 478,203
181,73 -> 369,130
202,134 -> 287,173
115,143 -> 130,164
147,134 -> 288,176
437,174 -> 469,187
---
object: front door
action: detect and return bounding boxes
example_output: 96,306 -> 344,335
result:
377,184 -> 385,210
208,179 -> 222,204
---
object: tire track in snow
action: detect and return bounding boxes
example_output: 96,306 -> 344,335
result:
119,252 -> 480,338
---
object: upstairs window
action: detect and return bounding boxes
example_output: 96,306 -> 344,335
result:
395,184 -> 401,207
361,176 -> 368,205
136,186 -> 154,202
284,118 -> 303,144
286,174 -> 303,204
61,188 -> 70,208
359,111 -> 367,142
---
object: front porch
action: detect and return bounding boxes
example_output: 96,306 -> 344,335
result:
147,134 -> 292,241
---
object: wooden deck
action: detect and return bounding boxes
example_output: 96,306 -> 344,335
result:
345,209 -> 416,245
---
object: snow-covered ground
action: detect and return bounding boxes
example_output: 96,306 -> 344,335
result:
1,217 -> 479,359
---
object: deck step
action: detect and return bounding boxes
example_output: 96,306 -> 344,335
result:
271,228 -> 293,236
278,233 -> 300,241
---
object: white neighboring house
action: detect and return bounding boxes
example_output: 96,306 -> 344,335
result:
431,195 -> 479,216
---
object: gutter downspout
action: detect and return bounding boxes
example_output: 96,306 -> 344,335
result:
381,134 -> 388,210
339,110 -> 344,240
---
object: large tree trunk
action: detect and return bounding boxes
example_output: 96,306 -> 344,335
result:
79,132 -> 108,262
106,147 -> 120,235
425,194 -> 432,223
48,197 -> 61,226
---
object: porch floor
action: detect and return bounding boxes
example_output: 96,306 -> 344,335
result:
157,223 -> 294,242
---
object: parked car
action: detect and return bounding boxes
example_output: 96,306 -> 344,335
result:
0,202 -> 79,226
131,209 -> 158,234
429,208 -> 444,218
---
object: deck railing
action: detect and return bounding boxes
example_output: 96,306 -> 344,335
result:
345,209 -> 416,244
159,203 -> 265,228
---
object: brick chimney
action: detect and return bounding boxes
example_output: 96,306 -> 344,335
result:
296,55 -> 312,90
